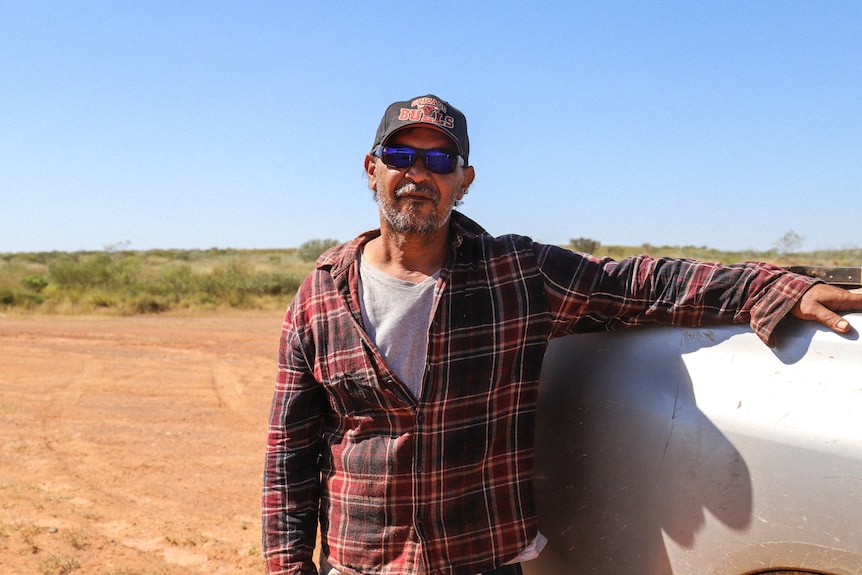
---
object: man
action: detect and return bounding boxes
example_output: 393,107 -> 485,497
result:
262,94 -> 862,575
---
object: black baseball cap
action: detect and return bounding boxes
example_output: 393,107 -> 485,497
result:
372,94 -> 470,165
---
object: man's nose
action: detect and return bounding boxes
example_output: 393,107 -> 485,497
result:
404,158 -> 432,182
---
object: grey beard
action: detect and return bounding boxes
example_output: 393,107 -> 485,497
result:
377,182 -> 454,235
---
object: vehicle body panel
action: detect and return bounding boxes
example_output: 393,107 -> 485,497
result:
527,313 -> 862,575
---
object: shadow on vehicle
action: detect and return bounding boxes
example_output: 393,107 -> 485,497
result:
528,314 -> 862,575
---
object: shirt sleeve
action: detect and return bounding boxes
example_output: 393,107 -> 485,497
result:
537,245 -> 818,347
262,303 -> 326,575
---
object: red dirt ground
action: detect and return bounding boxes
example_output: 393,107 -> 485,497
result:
0,312 -> 289,574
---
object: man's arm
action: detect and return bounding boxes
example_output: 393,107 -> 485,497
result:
536,244 -> 860,346
790,283 -> 862,334
262,311 -> 325,575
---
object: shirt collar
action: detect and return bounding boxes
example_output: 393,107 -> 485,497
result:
319,211 -> 488,279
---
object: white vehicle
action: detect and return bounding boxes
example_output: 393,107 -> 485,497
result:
528,268 -> 862,575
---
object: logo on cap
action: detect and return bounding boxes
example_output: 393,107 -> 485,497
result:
397,97 -> 456,130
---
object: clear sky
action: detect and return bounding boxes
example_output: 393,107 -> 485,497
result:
2,1 -> 860,254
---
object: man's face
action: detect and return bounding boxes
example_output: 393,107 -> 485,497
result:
365,127 -> 474,236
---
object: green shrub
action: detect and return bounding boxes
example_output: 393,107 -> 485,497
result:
0,288 -> 15,306
0,289 -> 44,309
297,239 -> 339,262
86,291 -> 117,308
160,265 -> 198,300
570,237 -> 601,254
48,253 -> 112,288
132,295 -> 169,314
21,275 -> 49,292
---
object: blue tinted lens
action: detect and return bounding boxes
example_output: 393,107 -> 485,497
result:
422,150 -> 458,174
380,147 -> 416,169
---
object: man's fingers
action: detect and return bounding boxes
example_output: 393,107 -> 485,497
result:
825,313 -> 851,334
792,285 -> 856,333
792,284 -> 859,334
808,305 -> 849,333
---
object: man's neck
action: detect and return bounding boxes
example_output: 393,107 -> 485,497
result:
363,226 -> 449,283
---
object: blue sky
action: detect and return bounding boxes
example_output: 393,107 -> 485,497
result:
2,1 -> 860,253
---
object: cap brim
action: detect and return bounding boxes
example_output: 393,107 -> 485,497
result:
380,124 -> 464,156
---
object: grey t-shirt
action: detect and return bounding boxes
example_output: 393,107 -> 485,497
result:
358,253 -> 439,399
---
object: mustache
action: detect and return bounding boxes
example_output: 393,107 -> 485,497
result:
395,182 -> 440,202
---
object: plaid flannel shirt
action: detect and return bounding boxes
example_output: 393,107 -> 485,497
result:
262,212 -> 816,575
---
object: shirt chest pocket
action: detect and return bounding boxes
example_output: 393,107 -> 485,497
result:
325,372 -> 404,418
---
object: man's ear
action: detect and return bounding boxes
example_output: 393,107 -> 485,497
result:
459,165 -> 476,198
364,154 -> 378,190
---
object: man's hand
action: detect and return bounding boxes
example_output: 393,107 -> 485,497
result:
791,284 -> 862,334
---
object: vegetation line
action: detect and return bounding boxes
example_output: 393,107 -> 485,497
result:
2,238 -> 859,315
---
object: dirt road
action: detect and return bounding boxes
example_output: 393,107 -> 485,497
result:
1,312 -> 286,574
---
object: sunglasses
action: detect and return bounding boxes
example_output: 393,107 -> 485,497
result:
374,145 -> 463,174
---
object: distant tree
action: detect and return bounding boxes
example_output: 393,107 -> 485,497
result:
104,240 -> 132,253
570,237 -> 601,254
775,230 -> 803,254
298,238 -> 340,262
